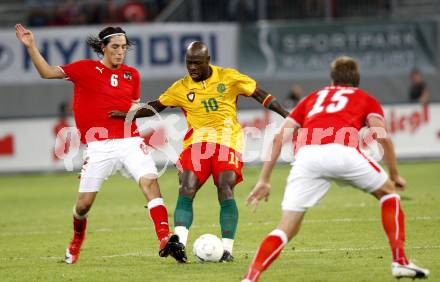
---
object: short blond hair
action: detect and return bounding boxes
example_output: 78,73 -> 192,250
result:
330,56 -> 360,87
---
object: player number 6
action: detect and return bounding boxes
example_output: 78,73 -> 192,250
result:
110,74 -> 118,87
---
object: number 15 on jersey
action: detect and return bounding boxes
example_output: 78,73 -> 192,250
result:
307,89 -> 354,117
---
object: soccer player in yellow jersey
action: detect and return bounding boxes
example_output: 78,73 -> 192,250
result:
110,41 -> 288,262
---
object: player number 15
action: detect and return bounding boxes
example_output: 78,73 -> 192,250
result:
307,89 -> 354,117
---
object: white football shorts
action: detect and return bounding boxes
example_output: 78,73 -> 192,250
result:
79,137 -> 158,193
282,143 -> 388,212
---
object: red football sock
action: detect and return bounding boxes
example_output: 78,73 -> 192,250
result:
148,198 -> 170,241
381,194 -> 408,265
244,230 -> 288,282
73,216 -> 87,238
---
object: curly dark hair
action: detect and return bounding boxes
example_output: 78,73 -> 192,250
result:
330,56 -> 360,87
86,26 -> 133,56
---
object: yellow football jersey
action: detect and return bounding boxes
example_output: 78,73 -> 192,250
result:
159,65 -> 256,153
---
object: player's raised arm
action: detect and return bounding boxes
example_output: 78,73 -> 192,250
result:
368,116 -> 406,190
15,24 -> 65,79
251,87 -> 289,118
109,100 -> 167,118
246,118 -> 299,212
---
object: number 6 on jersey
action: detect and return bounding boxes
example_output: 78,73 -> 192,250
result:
111,74 -> 118,87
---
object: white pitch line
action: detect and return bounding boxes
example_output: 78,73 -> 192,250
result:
0,230 -> 64,236
302,216 -> 437,224
100,252 -> 147,259
292,245 -> 440,253
1,216 -> 438,237
2,245 -> 439,262
244,216 -> 438,226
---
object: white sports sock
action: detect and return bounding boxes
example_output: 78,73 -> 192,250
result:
72,205 -> 88,220
174,226 -> 189,246
147,198 -> 164,210
269,229 -> 288,244
222,238 -> 234,254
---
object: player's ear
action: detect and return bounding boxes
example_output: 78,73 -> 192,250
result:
207,56 -> 211,63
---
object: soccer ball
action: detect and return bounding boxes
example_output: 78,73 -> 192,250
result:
192,234 -> 224,262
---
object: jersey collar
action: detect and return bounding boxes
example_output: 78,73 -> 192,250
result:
185,65 -> 220,90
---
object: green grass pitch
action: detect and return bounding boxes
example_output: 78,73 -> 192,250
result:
1,162 -> 439,281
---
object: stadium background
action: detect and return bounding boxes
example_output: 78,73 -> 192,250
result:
0,2 -> 439,281
1,0 -> 440,118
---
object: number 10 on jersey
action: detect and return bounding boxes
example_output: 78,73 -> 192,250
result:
201,98 -> 219,112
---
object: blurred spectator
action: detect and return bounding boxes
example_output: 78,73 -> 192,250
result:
27,8 -> 51,27
52,0 -> 86,26
283,83 -> 303,109
103,0 -> 122,24
227,0 -> 257,22
120,0 -> 149,22
335,0 -> 391,18
268,0 -> 325,20
26,0 -> 169,27
24,0 -> 393,26
408,68 -> 430,105
303,0 -> 325,18
82,2 -> 104,25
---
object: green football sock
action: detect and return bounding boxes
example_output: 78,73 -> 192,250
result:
220,199 -> 239,239
174,195 -> 194,229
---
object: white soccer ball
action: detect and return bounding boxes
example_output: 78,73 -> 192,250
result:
192,234 -> 224,262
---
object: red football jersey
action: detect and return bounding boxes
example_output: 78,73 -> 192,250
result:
288,85 -> 384,150
60,60 -> 140,143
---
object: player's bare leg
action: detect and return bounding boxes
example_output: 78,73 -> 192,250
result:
65,192 -> 97,264
216,170 -> 238,262
242,211 -> 305,282
371,180 -> 429,279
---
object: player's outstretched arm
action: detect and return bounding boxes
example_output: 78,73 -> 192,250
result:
246,118 -> 298,212
109,100 -> 167,119
251,88 -> 289,118
368,116 -> 406,190
15,24 -> 65,79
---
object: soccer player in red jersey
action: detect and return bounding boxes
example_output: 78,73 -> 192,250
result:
242,56 -> 429,281
15,24 -> 184,264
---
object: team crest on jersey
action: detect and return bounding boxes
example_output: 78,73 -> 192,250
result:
187,92 -> 195,102
217,83 -> 226,93
124,72 -> 132,80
